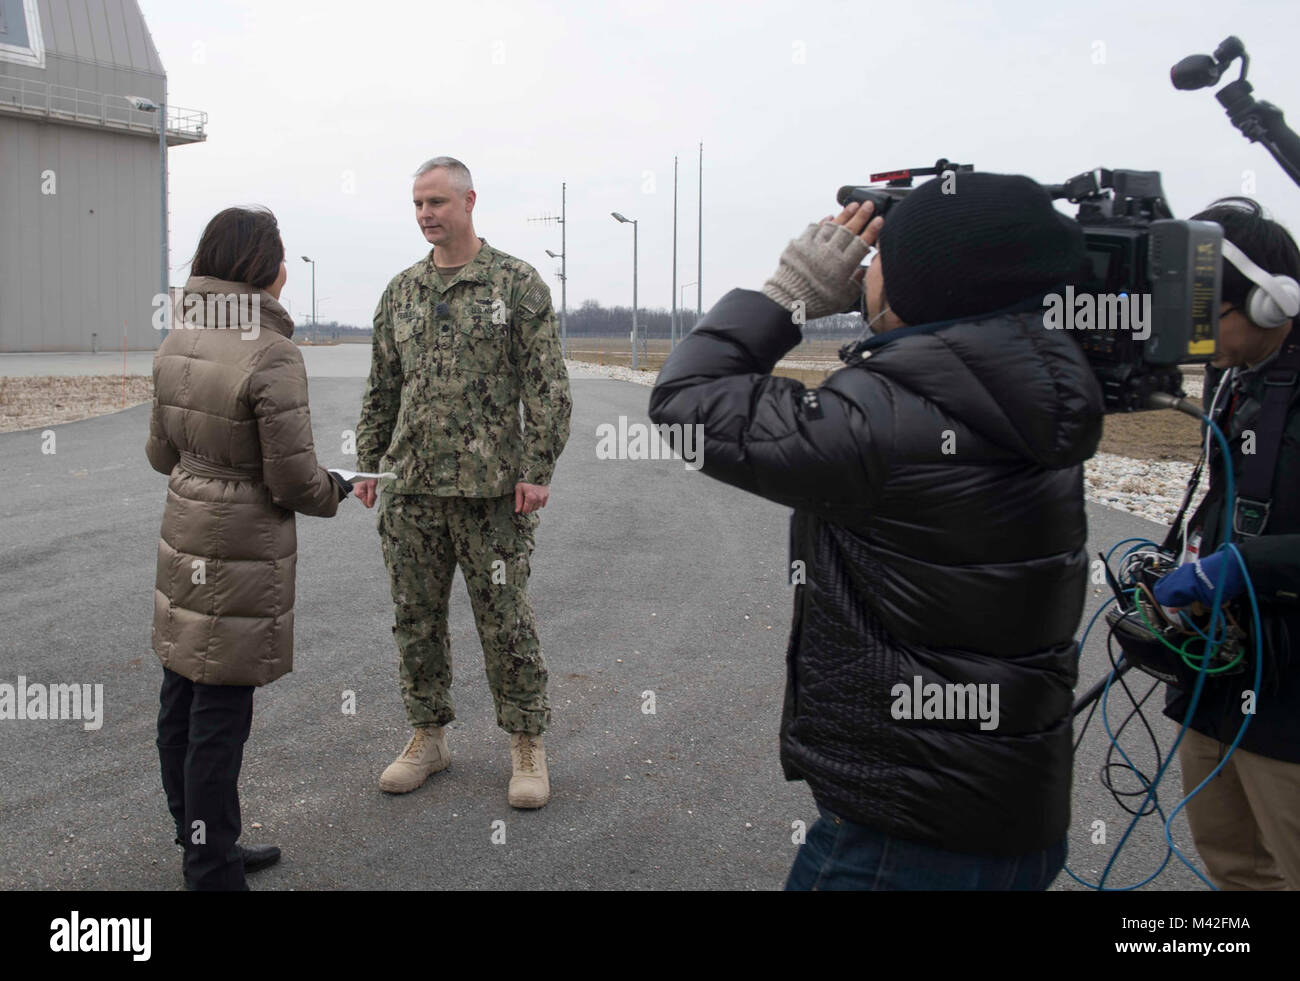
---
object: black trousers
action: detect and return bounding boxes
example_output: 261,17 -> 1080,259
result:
156,667 -> 254,891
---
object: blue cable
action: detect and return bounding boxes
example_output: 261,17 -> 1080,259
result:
1062,597 -> 1179,890
1075,595 -> 1117,657
1063,652 -> 1178,890
1095,413 -> 1237,888
1106,538 -> 1161,565
1178,608 -> 1229,644
1162,544 -> 1262,888
1070,412 -> 1260,890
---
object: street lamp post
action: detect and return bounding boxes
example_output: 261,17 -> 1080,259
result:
672,155 -> 678,349
545,247 -> 567,359
611,212 -> 639,370
680,281 -> 696,332
528,184 -> 568,357
301,256 -> 316,326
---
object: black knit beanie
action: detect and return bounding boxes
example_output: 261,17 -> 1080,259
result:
877,171 -> 1086,326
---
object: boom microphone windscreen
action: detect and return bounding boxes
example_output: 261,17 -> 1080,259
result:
1171,53 -> 1220,90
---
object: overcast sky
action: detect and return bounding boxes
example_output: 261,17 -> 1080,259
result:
139,0 -> 1300,328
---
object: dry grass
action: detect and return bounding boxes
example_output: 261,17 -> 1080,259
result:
566,339 -> 838,385
1100,406 -> 1203,463
0,375 -> 153,433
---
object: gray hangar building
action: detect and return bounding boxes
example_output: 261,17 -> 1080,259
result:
0,0 -> 205,352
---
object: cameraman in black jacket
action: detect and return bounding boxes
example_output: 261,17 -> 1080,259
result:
649,172 -> 1104,890
1155,197 -> 1300,890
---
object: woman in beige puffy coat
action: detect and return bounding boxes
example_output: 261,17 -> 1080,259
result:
145,206 -> 349,890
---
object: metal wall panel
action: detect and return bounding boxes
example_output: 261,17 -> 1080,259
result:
103,0 -> 130,67
58,0 -> 93,84
0,1 -> 182,351
83,0 -> 112,68
19,1 -> 165,87
1,114 -> 160,351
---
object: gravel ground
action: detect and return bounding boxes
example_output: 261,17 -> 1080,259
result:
0,375 -> 152,433
1084,452 -> 1198,525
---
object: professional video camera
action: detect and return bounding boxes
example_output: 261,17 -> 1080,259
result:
837,161 -> 1221,413
835,37 -> 1300,414
1044,169 -> 1221,412
836,157 -> 973,220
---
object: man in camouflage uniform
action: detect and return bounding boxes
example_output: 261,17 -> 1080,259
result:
353,156 -> 571,808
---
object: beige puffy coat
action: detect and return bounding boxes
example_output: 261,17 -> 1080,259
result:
145,276 -> 339,686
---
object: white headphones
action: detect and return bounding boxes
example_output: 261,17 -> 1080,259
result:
1221,239 -> 1300,328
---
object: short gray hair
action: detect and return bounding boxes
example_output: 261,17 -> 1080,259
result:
413,156 -> 473,193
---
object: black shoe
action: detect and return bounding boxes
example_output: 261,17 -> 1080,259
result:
178,842 -> 278,888
239,843 -> 281,874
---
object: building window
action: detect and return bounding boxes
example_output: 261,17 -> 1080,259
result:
0,0 -> 44,69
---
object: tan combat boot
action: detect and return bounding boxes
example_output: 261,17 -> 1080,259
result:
508,732 -> 550,809
379,726 -> 449,794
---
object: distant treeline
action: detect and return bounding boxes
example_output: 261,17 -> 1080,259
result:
295,321 -> 371,343
297,303 -> 866,342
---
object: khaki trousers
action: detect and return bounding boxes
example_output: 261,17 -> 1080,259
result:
1179,727 -> 1300,890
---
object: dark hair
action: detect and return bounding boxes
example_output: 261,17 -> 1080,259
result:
190,206 -> 285,289
1190,197 -> 1300,309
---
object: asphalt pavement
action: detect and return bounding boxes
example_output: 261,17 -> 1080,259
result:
0,374 -> 1208,890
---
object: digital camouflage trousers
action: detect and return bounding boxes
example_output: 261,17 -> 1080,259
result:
379,492 -> 549,734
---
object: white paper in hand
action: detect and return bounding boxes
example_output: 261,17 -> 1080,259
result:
329,468 -> 397,482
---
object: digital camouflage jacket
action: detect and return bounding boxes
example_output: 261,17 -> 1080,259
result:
356,239 -> 572,495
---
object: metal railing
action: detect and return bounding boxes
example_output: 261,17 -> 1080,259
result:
0,75 -> 206,140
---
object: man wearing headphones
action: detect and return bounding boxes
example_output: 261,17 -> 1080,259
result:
1154,197 -> 1300,890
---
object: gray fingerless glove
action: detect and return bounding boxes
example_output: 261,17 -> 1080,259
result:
762,221 -> 870,321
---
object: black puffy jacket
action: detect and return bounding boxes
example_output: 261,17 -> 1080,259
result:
649,288 -> 1104,855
